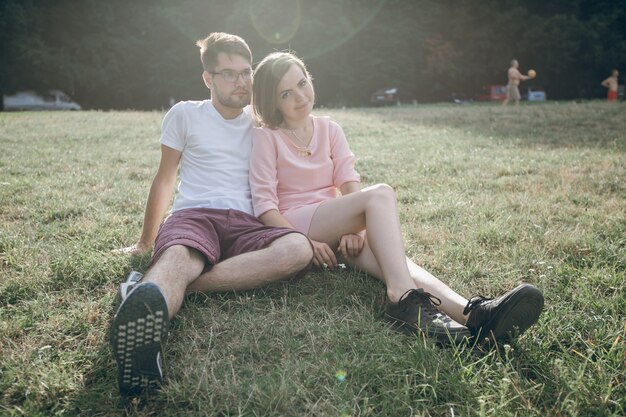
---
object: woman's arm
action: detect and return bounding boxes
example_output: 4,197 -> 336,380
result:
331,121 -> 365,259
336,180 -> 366,258
258,209 -> 294,229
250,129 -> 285,219
339,181 -> 361,196
260,209 -> 339,268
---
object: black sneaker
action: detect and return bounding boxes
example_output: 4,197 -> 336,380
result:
110,282 -> 169,396
464,283 -> 544,344
385,288 -> 471,345
118,271 -> 143,301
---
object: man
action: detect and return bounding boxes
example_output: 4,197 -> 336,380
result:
601,69 -> 619,102
502,59 -> 531,106
110,32 -> 313,396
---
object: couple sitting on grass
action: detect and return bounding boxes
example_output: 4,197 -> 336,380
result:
111,32 -> 544,396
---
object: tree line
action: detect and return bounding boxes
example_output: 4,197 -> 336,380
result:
1,0 -> 624,109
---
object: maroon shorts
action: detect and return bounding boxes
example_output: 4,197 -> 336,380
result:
151,208 -> 306,273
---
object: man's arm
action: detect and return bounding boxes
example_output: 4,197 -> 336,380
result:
508,68 -> 528,83
511,68 -> 530,82
117,145 -> 181,255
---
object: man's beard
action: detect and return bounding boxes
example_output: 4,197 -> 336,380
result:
213,88 -> 251,109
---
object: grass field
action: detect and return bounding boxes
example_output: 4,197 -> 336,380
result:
0,101 -> 624,416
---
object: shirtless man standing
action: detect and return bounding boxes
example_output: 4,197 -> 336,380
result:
502,59 -> 531,106
601,69 -> 619,102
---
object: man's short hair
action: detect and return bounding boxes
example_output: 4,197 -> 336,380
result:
196,32 -> 252,71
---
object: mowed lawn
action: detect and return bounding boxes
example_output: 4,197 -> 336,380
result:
0,102 -> 624,416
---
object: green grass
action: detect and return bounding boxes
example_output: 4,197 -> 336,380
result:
1,101 -> 624,416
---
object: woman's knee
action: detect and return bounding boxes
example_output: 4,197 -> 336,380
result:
365,183 -> 396,204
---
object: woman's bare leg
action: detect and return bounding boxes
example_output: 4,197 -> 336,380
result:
340,238 -> 468,324
405,259 -> 468,324
308,184 -> 414,302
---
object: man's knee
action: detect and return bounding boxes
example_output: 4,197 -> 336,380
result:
272,233 -> 313,270
145,244 -> 205,290
158,244 -> 204,264
287,233 -> 314,267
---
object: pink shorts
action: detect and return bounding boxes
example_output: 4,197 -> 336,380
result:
283,202 -> 322,234
151,208 -> 307,273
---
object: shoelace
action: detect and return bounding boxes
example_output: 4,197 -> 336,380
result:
462,295 -> 492,315
120,271 -> 143,299
399,288 -> 442,316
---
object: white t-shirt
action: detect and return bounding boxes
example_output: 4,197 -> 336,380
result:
160,100 -> 254,215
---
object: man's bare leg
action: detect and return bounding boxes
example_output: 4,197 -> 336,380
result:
111,233 -> 310,395
142,244 -> 205,318
188,232 -> 312,293
111,244 -> 200,395
144,233 -> 312,318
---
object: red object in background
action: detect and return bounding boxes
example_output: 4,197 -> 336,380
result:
475,85 -> 508,102
608,90 -> 617,101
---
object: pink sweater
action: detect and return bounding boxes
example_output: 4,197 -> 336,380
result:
250,116 -> 360,233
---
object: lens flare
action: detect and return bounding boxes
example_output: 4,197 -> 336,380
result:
250,0 -> 301,44
335,370 -> 347,382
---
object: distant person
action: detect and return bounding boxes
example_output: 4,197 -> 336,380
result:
502,59 -> 531,106
110,33 -> 313,396
250,51 -> 544,347
601,69 -> 619,102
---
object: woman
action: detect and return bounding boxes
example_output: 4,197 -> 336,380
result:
250,52 -> 543,345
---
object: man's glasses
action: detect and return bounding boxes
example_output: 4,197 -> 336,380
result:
209,69 -> 253,83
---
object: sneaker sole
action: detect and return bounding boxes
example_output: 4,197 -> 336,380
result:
481,284 -> 544,343
110,282 -> 169,396
384,314 -> 472,345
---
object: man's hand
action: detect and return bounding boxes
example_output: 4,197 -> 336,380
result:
338,233 -> 364,259
311,240 -> 338,269
111,241 -> 151,256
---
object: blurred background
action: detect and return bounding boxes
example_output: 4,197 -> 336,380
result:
1,0 -> 625,110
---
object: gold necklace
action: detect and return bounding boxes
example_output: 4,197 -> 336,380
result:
282,126 -> 312,156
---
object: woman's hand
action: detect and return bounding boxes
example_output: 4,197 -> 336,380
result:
311,239 -> 339,268
338,233 -> 364,259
